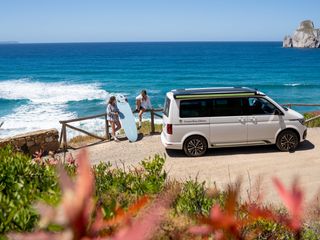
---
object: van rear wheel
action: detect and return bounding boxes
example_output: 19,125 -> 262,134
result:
276,130 -> 299,152
183,136 -> 207,157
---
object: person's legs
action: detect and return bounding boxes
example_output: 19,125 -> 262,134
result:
115,120 -> 121,132
138,108 -> 146,129
109,121 -> 115,135
109,120 -> 119,142
136,99 -> 141,111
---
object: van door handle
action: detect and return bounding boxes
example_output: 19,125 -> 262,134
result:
238,117 -> 246,124
248,117 -> 257,123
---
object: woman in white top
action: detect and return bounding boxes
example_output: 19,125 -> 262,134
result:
135,90 -> 152,129
106,96 -> 122,142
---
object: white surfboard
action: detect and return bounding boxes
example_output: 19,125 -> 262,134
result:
116,94 -> 138,142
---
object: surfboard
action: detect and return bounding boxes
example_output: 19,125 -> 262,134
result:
116,94 -> 138,142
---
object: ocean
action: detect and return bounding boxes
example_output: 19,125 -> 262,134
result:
0,42 -> 320,138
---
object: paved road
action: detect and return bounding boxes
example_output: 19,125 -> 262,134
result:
82,128 -> 320,204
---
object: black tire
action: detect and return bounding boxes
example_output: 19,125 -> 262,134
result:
276,130 -> 299,152
183,136 -> 208,157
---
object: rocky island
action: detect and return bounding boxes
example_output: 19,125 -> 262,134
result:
283,20 -> 320,48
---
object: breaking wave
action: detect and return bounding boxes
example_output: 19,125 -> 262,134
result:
0,79 -> 110,138
0,78 -> 109,104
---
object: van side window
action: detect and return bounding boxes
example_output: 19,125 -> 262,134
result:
213,98 -> 244,116
163,97 -> 171,117
248,97 -> 278,115
180,99 -> 211,118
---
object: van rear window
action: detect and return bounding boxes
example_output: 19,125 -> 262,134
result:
180,99 -> 211,118
163,97 -> 171,117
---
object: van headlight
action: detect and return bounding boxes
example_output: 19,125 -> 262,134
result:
298,118 -> 305,125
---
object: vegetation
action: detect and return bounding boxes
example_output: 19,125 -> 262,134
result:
93,154 -> 166,218
0,147 -> 60,233
175,179 -> 223,216
68,135 -> 100,146
304,112 -> 320,128
1,147 -> 320,239
137,121 -> 162,135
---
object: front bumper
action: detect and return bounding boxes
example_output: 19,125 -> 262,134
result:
303,129 -> 307,140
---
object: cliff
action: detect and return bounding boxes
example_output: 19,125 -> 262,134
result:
283,20 -> 320,48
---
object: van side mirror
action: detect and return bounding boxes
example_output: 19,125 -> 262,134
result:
274,109 -> 283,115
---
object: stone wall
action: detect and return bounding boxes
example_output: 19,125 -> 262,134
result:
0,129 -> 60,155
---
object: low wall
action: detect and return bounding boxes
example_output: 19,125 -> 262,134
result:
0,129 -> 60,155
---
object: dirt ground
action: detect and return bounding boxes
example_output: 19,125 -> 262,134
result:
73,128 -> 320,204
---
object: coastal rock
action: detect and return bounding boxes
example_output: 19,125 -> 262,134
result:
283,20 -> 320,48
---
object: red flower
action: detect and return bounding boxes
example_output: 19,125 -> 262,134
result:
189,185 -> 243,238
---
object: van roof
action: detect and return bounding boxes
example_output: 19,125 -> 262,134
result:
171,87 -> 264,99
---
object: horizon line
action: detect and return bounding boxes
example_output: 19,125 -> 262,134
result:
0,40 -> 283,45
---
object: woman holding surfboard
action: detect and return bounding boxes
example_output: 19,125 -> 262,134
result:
106,96 -> 122,142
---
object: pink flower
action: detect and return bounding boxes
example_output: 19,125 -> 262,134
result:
273,177 -> 304,231
59,149 -> 95,239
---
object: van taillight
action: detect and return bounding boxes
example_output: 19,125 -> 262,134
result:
167,124 -> 173,135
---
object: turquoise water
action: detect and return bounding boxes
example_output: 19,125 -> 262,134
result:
0,42 -> 320,137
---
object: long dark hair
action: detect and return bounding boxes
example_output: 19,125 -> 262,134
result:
108,96 -> 116,104
141,90 -> 147,95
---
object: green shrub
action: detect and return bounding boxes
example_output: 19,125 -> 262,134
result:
0,147 -> 60,234
139,155 -> 167,194
93,154 -> 167,218
174,179 -> 223,216
245,219 -> 294,239
302,223 -> 320,240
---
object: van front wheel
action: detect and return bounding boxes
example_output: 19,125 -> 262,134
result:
276,130 -> 299,152
183,136 -> 207,157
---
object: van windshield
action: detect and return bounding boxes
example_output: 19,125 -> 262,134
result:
163,97 -> 171,117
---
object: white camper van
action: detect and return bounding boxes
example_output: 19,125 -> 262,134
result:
161,87 -> 307,157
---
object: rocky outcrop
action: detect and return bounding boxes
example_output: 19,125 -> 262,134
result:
283,20 -> 320,48
0,129 -> 60,155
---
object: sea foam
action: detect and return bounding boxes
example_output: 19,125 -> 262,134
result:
0,78 -> 109,103
283,83 -> 302,87
0,79 -> 110,138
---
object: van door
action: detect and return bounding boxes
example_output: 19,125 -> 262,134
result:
247,97 -> 282,143
210,98 -> 248,146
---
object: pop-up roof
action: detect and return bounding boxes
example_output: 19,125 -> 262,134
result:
171,87 -> 263,99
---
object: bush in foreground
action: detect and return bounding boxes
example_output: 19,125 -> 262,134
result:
94,154 -> 167,218
2,148 -> 320,239
0,147 -> 60,233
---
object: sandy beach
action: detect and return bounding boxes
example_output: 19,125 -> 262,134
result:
70,127 -> 320,204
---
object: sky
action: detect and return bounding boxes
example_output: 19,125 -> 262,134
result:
1,0 -> 320,43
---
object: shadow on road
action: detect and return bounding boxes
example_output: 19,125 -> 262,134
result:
166,140 -> 315,158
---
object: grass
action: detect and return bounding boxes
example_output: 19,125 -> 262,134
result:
137,121 -> 162,135
304,112 -> 320,128
68,135 -> 101,147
